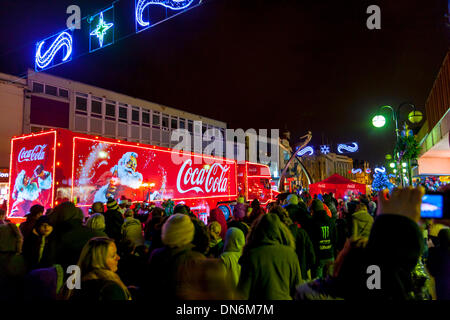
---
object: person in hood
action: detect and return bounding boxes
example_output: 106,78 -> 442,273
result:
121,209 -> 145,248
144,214 -> 205,300
0,222 -> 26,300
43,202 -> 106,270
207,221 -> 224,258
352,201 -> 374,238
247,199 -> 265,225
237,213 -> 302,300
22,215 -> 54,271
232,196 -> 248,222
271,205 -> 316,281
209,208 -> 227,240
19,204 -> 44,242
309,199 -> 337,279
220,227 -> 245,289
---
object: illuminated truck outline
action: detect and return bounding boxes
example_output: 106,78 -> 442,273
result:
7,129 -> 273,223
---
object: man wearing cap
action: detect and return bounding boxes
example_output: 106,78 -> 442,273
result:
104,198 -> 124,244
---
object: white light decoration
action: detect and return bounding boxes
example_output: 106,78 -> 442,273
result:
35,31 -> 72,71
89,11 -> 114,49
351,168 -> 362,174
337,142 -> 359,154
320,145 -> 330,154
374,166 -> 386,174
297,146 -> 314,157
136,0 -> 195,27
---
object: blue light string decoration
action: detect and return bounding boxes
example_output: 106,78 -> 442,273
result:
337,142 -> 359,154
26,0 -> 205,75
297,146 -> 314,157
35,31 -> 73,71
351,168 -> 362,174
136,0 -> 195,27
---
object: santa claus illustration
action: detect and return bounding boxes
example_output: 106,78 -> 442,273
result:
94,152 -> 144,203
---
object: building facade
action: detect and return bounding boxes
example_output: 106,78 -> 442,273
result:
416,51 -> 450,176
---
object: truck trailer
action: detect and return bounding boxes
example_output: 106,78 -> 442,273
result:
7,129 -> 274,223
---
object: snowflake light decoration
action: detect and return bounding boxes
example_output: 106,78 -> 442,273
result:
320,145 -> 330,154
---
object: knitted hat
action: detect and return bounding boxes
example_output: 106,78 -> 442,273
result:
310,199 -> 324,212
107,198 -> 119,211
162,214 -> 195,248
287,194 -> 299,205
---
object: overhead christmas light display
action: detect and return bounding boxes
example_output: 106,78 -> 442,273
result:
351,168 -> 362,174
136,0 -> 195,28
89,11 -> 114,50
320,145 -> 330,154
297,146 -> 314,157
365,168 -> 371,174
372,115 -> 386,128
337,142 -> 359,154
35,31 -> 72,71
374,166 -> 386,174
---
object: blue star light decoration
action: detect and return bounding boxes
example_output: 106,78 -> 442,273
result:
320,145 -> 330,154
90,12 -> 113,48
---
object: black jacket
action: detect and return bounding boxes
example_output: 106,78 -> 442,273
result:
70,279 -> 128,300
103,209 -> 124,243
309,210 -> 336,261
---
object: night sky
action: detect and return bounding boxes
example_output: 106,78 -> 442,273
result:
1,0 -> 449,166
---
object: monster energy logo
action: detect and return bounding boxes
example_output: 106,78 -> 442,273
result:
321,226 -> 329,238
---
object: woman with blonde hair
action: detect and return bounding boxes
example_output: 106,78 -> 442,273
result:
67,237 -> 131,300
85,213 -> 107,234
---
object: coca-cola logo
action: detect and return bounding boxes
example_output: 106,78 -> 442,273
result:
348,184 -> 355,188
18,145 -> 47,163
176,159 -> 229,194
318,184 -> 326,188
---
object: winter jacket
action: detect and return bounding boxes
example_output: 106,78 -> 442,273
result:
22,230 -> 51,271
122,217 -> 144,247
352,209 -> 374,238
227,220 -> 250,237
41,213 -> 106,270
208,238 -> 224,258
70,279 -> 128,300
220,227 -> 245,288
19,215 -> 38,242
23,264 -> 64,300
103,209 -> 124,243
309,210 -> 336,261
288,224 -> 316,280
238,213 -> 302,300
145,244 -> 206,300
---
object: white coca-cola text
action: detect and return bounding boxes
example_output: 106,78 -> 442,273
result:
176,159 -> 229,194
18,144 -> 47,163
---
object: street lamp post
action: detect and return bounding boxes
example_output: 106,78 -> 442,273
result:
372,102 -> 423,187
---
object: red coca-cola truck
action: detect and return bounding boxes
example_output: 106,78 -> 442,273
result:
7,129 -> 274,223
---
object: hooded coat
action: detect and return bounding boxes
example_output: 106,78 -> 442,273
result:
44,202 -> 106,270
352,209 -> 374,238
220,228 -> 245,288
122,217 -> 145,247
209,208 -> 227,240
238,213 -> 302,300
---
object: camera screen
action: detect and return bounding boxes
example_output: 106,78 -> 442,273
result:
421,194 -> 444,219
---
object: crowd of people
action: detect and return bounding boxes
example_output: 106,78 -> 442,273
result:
0,186 -> 449,301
